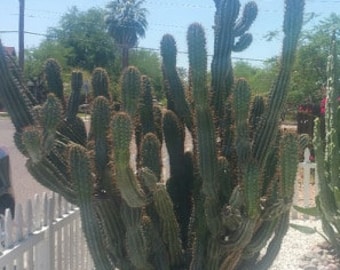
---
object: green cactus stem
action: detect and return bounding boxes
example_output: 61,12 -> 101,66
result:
141,132 -> 162,180
187,22 -> 218,198
313,32 -> 340,253
91,67 -> 111,100
0,41 -> 34,133
69,144 -> 114,269
66,71 -> 83,121
121,66 -> 142,117
253,0 -> 304,166
45,58 -> 66,108
160,34 -> 193,132
111,112 -> 147,208
152,183 -> 184,268
211,0 -> 258,134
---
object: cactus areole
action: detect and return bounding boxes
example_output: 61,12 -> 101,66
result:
0,0 -> 304,269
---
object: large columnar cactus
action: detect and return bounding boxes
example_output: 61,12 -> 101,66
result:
313,32 -> 340,253
0,0 -> 304,269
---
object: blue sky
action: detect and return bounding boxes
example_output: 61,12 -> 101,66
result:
0,0 -> 338,68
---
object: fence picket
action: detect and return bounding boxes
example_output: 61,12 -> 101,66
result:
15,204 -> 24,242
0,192 -> 94,269
4,208 -> 14,248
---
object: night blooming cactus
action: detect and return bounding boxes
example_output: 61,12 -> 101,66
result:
0,0 -> 304,269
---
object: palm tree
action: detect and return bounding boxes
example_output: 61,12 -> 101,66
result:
105,0 -> 148,70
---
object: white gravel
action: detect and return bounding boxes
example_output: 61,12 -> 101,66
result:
269,218 -> 324,270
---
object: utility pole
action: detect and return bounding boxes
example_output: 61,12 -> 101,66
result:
18,0 -> 25,70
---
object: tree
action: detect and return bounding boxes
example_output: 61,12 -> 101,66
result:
105,0 -> 148,70
233,60 -> 277,96
129,48 -> 163,100
287,13 -> 340,106
47,7 -> 116,72
24,41 -> 72,80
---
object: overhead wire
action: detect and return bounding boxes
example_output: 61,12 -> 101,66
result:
1,0 -> 339,65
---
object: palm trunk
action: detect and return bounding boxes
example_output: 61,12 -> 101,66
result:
122,46 -> 129,70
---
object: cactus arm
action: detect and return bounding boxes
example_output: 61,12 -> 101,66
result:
69,144 -> 114,270
313,32 -> 340,227
66,71 -> 83,121
324,36 -> 340,189
58,116 -> 87,146
141,133 -> 162,180
139,75 -> 155,136
233,1 -> 258,37
219,219 -> 255,269
121,66 -> 142,117
188,23 -> 218,198
249,95 -> 265,138
89,96 -> 112,191
141,215 -> 171,270
93,198 -> 130,269
233,78 -> 251,165
26,158 -> 77,204
211,0 -> 256,131
163,110 -> 185,177
45,58 -> 66,108
153,183 -> 184,268
243,163 -> 260,219
40,94 -> 62,153
280,133 -> 298,202
217,156 -> 232,203
111,112 -> 146,207
120,202 -> 153,269
160,34 -> 193,132
253,0 -> 304,165
152,105 -> 163,145
0,42 -> 34,133
241,218 -> 279,262
91,67 -> 111,100
232,33 -> 253,52
163,110 -> 194,249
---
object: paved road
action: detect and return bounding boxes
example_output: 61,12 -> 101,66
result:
0,118 -> 49,206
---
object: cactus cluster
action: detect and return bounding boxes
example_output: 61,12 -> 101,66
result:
313,32 -> 340,253
0,0 -> 304,269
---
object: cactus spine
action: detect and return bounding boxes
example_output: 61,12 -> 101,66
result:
0,0 -> 304,269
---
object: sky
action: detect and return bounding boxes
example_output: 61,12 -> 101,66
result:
0,0 -> 338,68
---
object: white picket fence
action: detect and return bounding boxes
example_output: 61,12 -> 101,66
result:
0,192 -> 94,270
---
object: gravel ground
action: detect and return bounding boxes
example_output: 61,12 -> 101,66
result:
270,218 -> 335,270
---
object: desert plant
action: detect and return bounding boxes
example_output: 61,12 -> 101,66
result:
313,32 -> 340,253
0,0 -> 304,269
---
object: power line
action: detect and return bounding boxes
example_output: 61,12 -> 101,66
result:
0,30 -> 268,63
135,46 -> 267,63
0,30 -> 47,37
